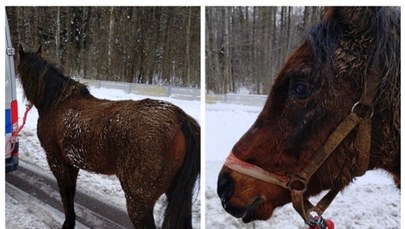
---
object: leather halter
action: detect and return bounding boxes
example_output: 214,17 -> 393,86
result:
225,64 -> 379,224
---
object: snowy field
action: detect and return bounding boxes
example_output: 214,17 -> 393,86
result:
6,83 -> 401,228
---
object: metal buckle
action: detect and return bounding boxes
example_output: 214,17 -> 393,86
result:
351,101 -> 374,118
308,215 -> 327,229
288,174 -> 308,192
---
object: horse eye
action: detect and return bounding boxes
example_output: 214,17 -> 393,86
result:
291,81 -> 311,98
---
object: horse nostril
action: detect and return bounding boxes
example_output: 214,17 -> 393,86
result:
217,172 -> 235,205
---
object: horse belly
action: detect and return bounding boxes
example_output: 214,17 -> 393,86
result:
64,142 -> 116,174
39,123 -> 116,174
62,118 -> 116,174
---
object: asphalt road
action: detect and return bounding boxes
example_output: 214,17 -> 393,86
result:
6,162 -> 133,229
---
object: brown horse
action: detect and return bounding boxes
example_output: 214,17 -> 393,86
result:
17,45 -> 200,229
217,7 -> 399,227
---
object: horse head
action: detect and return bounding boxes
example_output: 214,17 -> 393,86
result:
17,45 -> 48,106
17,45 -> 88,114
217,7 -> 400,224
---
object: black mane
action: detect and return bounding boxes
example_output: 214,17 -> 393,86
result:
18,50 -> 89,113
305,7 -> 400,105
306,13 -> 344,84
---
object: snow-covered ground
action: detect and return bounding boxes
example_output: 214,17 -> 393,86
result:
7,83 -> 401,228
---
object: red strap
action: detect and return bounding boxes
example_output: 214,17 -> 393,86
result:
13,103 -> 33,138
224,152 -> 290,189
5,103 -> 33,158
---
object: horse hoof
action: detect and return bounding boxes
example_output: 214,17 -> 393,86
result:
62,221 -> 75,229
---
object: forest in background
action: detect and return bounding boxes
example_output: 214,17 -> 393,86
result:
206,6 -> 322,94
6,7 -> 323,93
6,7 -> 201,87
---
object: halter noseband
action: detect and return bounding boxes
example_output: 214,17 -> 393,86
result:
224,65 -> 378,225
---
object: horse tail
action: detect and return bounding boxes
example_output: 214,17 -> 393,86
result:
162,115 -> 200,229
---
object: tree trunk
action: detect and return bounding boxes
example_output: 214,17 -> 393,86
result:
107,7 -> 115,77
223,7 -> 230,93
185,7 -> 192,86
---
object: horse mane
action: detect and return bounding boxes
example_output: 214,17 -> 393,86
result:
18,51 -> 90,112
307,7 -> 399,77
305,13 -> 343,84
305,7 -> 400,127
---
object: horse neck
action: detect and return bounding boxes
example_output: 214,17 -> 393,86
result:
370,77 -> 400,173
371,15 -> 400,171
33,69 -> 87,114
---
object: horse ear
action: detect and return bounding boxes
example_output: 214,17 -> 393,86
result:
321,7 -> 335,24
18,44 -> 25,57
37,45 -> 43,57
323,7 -> 374,30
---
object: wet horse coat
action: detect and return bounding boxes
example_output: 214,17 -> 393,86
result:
17,45 -> 200,229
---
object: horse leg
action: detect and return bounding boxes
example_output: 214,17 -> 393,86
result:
117,171 -> 162,229
122,190 -> 157,229
144,208 -> 156,229
163,185 -> 193,229
50,163 -> 79,229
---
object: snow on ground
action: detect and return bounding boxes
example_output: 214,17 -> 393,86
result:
205,102 -> 400,229
7,84 -> 201,228
7,83 -> 401,228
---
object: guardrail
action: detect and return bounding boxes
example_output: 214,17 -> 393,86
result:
206,94 -> 267,106
76,78 -> 267,106
77,78 -> 200,101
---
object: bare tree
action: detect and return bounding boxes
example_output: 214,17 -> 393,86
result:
206,6 -> 322,94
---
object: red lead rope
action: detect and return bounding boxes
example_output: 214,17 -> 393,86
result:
5,103 -> 33,158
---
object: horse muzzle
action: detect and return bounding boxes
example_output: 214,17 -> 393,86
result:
217,171 -> 266,223
217,172 -> 234,204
